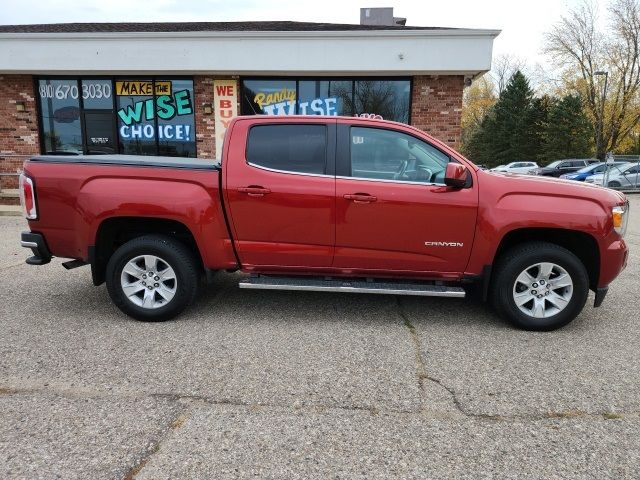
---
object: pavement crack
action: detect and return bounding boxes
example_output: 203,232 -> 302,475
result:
150,393 -> 384,416
396,297 -> 431,411
3,383 -> 637,423
397,296 -> 473,418
122,403 -> 193,480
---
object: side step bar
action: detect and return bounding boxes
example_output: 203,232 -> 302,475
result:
238,276 -> 465,298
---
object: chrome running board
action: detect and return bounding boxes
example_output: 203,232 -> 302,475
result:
238,276 -> 465,298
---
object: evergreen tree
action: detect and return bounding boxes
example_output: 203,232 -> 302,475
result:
542,94 -> 593,163
464,71 -> 547,167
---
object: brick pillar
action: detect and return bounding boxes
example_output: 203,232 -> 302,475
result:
194,76 -> 240,159
0,74 -> 40,189
410,75 -> 464,149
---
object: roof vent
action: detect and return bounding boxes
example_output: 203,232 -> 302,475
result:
360,7 -> 406,26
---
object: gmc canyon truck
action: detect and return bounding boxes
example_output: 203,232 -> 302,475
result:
19,116 -> 629,331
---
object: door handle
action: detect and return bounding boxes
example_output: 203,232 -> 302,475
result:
344,193 -> 377,203
238,186 -> 271,197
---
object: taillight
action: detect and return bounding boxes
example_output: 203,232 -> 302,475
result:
19,174 -> 37,220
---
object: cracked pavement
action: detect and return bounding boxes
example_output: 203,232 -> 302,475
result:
1,195 -> 639,479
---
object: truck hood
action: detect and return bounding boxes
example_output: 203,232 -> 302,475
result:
481,170 -> 626,206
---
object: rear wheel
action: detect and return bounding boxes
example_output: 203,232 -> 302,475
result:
608,180 -> 622,188
491,242 -> 589,331
106,235 -> 200,322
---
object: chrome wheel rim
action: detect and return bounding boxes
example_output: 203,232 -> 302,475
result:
120,255 -> 177,309
512,262 -> 573,319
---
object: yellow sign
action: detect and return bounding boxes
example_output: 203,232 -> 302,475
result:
254,88 -> 296,108
214,80 -> 238,157
115,81 -> 172,96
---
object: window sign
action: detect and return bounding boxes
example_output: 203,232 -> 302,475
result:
115,79 -> 195,156
37,77 -> 196,157
213,79 -> 238,156
242,80 -> 296,115
38,79 -> 83,154
298,80 -> 353,116
241,78 -> 410,123
116,79 -> 156,156
157,79 -> 195,157
81,80 -> 113,109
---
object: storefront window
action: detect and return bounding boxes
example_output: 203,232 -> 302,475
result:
38,79 -> 83,154
241,78 -> 410,123
115,79 -> 157,156
241,79 -> 296,115
156,79 -> 195,157
354,80 -> 410,124
298,80 -> 353,116
37,77 -> 196,157
81,79 -> 113,109
81,79 -> 116,154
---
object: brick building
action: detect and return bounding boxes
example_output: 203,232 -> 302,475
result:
0,13 -> 498,208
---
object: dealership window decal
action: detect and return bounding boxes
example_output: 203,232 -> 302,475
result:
37,78 -> 196,157
241,78 -> 411,123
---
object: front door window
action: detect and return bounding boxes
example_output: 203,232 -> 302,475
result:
349,127 -> 451,184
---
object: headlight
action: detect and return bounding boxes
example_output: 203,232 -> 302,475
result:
612,203 -> 629,237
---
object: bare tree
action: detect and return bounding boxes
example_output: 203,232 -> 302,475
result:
545,0 -> 640,159
491,54 -> 527,94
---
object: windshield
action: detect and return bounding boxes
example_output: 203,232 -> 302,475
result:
546,160 -> 562,168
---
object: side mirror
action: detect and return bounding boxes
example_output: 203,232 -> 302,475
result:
444,163 -> 469,189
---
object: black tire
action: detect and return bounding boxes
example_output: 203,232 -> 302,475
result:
105,235 -> 200,322
608,181 -> 621,188
490,242 -> 589,331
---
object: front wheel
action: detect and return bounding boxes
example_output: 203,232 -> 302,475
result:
106,235 -> 200,322
607,180 -> 621,188
491,242 -> 589,331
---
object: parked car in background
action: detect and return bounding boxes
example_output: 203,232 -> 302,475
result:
530,159 -> 599,177
585,163 -> 640,188
491,161 -> 539,174
560,161 -> 628,182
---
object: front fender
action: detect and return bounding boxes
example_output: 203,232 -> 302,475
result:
466,172 -> 615,275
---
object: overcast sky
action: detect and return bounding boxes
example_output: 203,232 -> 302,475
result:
0,0 -> 606,71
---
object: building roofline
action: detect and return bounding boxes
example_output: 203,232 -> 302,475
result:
0,28 -> 501,40
0,22 -> 499,76
0,20 -> 500,35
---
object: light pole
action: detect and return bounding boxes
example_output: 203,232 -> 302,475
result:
594,71 -> 609,161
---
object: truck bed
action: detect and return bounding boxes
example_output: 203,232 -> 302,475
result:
23,155 -> 235,270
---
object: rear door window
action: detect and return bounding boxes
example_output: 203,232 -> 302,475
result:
246,124 -> 327,175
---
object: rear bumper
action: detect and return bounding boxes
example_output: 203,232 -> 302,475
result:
21,231 -> 52,265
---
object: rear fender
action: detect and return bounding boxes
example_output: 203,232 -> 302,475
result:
77,177 -> 236,269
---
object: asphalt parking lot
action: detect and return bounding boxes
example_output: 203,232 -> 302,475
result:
1,196 -> 639,479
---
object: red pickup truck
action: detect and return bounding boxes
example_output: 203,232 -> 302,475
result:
19,116 -> 629,330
